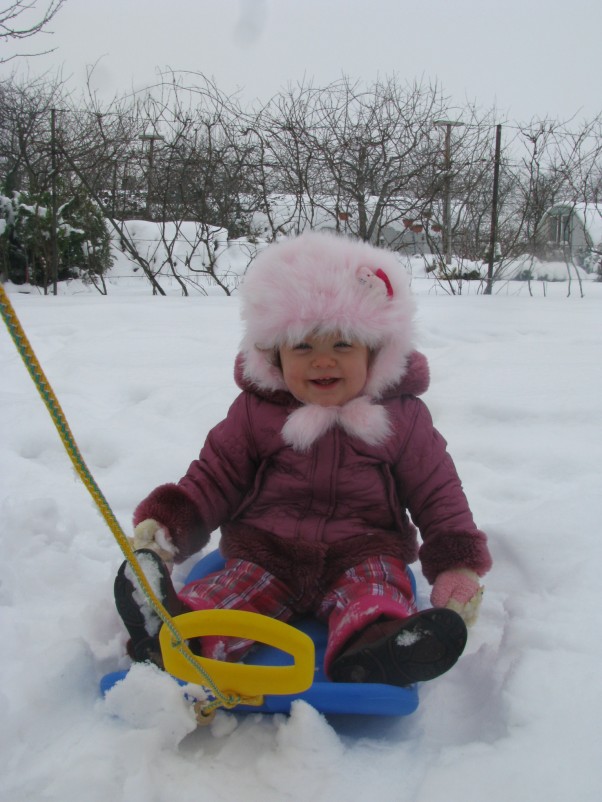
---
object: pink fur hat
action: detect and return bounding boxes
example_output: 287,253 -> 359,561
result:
239,231 -> 415,399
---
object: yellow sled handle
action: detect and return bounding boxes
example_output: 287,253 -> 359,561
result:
159,609 -> 315,703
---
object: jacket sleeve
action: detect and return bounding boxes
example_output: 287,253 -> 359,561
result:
133,393 -> 261,562
392,398 -> 492,584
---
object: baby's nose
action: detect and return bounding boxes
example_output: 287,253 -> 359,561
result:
312,351 -> 336,367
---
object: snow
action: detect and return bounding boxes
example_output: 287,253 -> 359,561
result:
105,214 -> 599,295
107,220 -> 260,294
124,553 -> 166,637
1,278 -> 602,801
395,630 -> 422,647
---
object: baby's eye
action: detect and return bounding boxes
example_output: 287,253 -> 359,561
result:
334,341 -> 353,349
292,342 -> 311,352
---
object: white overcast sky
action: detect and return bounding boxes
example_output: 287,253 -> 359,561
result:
2,0 -> 601,122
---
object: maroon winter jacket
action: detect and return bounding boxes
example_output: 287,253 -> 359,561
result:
134,352 -> 492,603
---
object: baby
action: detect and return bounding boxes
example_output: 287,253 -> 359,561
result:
115,231 -> 492,687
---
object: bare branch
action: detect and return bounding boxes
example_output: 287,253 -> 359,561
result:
0,0 -> 66,63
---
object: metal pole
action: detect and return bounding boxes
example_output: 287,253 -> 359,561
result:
485,124 -> 502,295
50,107 -> 59,296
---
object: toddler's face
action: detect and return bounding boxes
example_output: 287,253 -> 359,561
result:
279,333 -> 369,407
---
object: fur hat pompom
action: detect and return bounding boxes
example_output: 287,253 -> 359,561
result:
239,231 -> 415,399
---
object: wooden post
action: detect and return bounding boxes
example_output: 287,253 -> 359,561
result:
434,120 -> 465,266
485,124 -> 502,295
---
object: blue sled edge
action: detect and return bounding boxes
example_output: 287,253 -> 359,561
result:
99,669 -> 419,717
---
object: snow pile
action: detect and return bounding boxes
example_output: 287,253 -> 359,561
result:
7,211 -> 593,295
402,253 -> 594,284
107,220 -> 261,295
499,254 -> 593,282
1,284 -> 601,801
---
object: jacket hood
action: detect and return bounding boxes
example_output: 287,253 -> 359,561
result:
234,349 -> 430,404
238,231 -> 416,400
234,349 -> 430,452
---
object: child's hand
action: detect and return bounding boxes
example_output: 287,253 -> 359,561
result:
431,568 -> 484,627
130,519 -> 177,571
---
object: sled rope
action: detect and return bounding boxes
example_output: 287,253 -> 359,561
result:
0,284 -> 259,717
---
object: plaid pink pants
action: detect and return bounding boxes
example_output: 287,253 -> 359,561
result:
178,555 -> 417,674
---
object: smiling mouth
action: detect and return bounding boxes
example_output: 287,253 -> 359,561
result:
311,378 -> 339,387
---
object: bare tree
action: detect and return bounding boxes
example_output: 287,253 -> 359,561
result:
0,72 -> 68,193
250,76 -> 450,246
127,72 -> 255,293
52,71 -> 256,295
41,95 -> 166,293
1,0 -> 65,62
4,66 -> 600,296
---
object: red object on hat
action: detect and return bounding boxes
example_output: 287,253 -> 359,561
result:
374,268 -> 394,298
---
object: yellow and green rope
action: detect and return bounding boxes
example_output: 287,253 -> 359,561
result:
0,283 -> 256,717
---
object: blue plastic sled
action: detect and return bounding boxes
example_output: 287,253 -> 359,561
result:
100,550 -> 419,716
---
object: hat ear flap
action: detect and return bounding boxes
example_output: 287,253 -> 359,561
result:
242,345 -> 287,392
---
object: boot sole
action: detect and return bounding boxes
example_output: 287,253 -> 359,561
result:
330,608 -> 468,687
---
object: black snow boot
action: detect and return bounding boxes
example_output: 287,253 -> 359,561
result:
329,608 -> 468,687
114,549 -> 189,668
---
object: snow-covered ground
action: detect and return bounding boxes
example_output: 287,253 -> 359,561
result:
1,278 -> 601,801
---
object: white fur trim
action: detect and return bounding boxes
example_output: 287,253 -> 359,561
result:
338,396 -> 391,443
239,232 -> 415,399
282,405 -> 340,451
282,396 -> 391,451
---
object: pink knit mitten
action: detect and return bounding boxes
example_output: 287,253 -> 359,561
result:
431,568 -> 484,626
